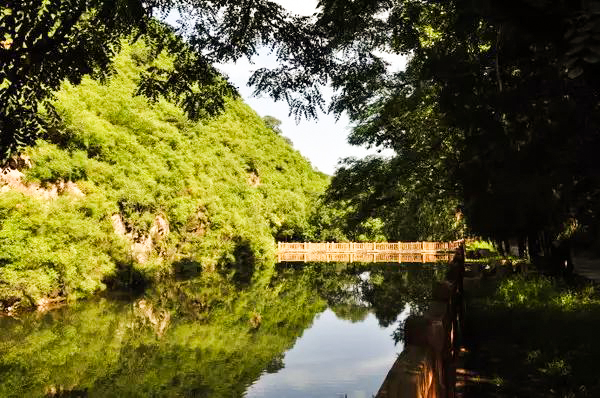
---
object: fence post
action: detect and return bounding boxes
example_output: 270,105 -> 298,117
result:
376,244 -> 464,398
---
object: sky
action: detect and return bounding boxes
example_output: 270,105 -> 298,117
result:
214,0 -> 405,175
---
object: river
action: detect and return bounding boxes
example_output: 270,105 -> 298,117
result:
0,262 -> 445,397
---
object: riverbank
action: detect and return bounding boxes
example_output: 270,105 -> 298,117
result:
458,263 -> 600,397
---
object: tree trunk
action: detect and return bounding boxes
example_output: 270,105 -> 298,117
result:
503,239 -> 511,257
495,240 -> 505,256
527,234 -> 540,262
552,239 -> 574,277
518,236 -> 526,258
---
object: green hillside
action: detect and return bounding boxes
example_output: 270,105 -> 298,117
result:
0,43 -> 329,310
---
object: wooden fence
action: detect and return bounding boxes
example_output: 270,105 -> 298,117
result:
376,244 -> 465,398
277,241 -> 462,253
277,252 -> 454,263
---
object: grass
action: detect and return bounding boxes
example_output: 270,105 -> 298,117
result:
461,271 -> 600,397
466,239 -> 497,252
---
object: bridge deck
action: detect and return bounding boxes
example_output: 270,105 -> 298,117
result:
277,252 -> 454,263
276,241 -> 461,263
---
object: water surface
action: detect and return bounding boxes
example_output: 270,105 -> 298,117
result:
0,262 -> 445,397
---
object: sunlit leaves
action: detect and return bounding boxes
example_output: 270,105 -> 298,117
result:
0,0 -> 303,161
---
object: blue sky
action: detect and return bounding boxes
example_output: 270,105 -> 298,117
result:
178,0 -> 406,175
216,52 -> 383,175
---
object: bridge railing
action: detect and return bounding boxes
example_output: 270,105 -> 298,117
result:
276,252 -> 455,263
277,241 -> 462,253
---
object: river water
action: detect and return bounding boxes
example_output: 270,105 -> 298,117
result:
0,262 -> 445,397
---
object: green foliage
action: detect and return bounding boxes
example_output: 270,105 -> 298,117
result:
0,192 -> 125,305
0,267 -> 327,397
494,274 -> 598,311
262,115 -> 283,135
250,0 -> 600,253
24,144 -> 89,185
0,0 -> 146,160
0,42 -> 328,308
0,0 -> 312,161
6,0 -> 600,250
325,155 -> 464,241
465,273 -> 600,396
466,240 -> 496,253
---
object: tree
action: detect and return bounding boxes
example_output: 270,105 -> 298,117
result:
4,0 -> 600,257
262,115 -> 282,134
249,1 -> 600,259
325,61 -> 465,241
0,0 -> 310,161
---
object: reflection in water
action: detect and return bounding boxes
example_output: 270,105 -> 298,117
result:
278,252 -> 453,263
245,307 -> 411,398
0,262 -> 445,398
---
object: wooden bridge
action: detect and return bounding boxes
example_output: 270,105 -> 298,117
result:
277,241 -> 461,263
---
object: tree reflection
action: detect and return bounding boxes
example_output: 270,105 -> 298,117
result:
0,261 -> 443,397
274,261 -> 445,343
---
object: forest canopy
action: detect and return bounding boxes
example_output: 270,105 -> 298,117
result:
260,0 -> 600,252
2,0 -> 600,253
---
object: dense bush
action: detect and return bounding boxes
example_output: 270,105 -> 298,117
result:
0,42 -> 329,309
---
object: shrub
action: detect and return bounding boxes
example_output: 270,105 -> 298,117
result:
0,41 -> 329,307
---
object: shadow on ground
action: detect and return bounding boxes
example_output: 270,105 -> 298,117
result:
458,272 -> 600,398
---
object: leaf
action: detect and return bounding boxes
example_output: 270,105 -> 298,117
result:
564,28 -> 575,39
565,57 -> 579,69
588,44 -> 600,55
581,21 -> 597,32
570,34 -> 591,44
565,44 -> 585,57
567,66 -> 584,79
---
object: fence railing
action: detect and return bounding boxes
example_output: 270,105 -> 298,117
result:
277,252 -> 454,263
277,241 -> 462,254
376,243 -> 465,398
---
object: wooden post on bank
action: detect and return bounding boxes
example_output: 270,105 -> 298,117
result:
376,242 -> 465,398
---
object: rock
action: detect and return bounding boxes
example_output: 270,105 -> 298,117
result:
247,171 -> 260,187
0,166 -> 86,200
36,297 -> 65,313
58,180 -> 85,197
5,154 -> 32,170
112,213 -> 174,264
136,299 -> 171,336
111,214 -> 127,236
150,215 -> 170,241
131,235 -> 153,264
